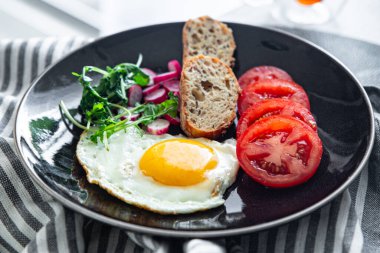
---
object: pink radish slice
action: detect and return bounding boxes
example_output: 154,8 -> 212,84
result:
144,88 -> 167,104
147,119 -> 170,135
142,83 -> 160,96
128,85 -> 143,106
129,113 -> 140,121
162,80 -> 180,94
120,113 -> 139,121
153,71 -> 177,84
127,107 -> 140,121
168,60 -> 182,78
142,68 -> 156,77
163,114 -> 180,125
142,68 -> 156,86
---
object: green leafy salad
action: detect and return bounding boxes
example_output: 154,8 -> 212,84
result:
60,56 -> 180,146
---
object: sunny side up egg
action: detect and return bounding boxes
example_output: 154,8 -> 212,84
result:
76,128 -> 239,214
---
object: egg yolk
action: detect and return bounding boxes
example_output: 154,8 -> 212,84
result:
139,139 -> 218,186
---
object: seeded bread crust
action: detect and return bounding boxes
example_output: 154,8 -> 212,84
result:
180,55 -> 240,139
183,16 -> 236,67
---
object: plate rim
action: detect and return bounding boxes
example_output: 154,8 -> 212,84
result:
13,22 -> 375,238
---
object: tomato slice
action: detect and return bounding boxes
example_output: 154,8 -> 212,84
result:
237,99 -> 317,138
236,115 -> 322,188
238,66 -> 293,89
237,79 -> 310,114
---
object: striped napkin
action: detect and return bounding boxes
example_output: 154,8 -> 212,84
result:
0,33 -> 379,253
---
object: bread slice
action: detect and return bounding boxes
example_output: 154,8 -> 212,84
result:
180,55 -> 240,139
183,16 -> 236,67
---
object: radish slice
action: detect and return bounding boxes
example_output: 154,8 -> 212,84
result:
144,88 -> 167,104
164,114 -> 180,125
168,60 -> 182,78
153,71 -> 177,84
129,113 -> 140,121
142,68 -> 156,86
142,83 -> 160,96
119,108 -> 140,121
120,113 -> 139,121
162,80 -> 180,94
142,68 -> 156,77
147,119 -> 170,135
128,85 -> 143,106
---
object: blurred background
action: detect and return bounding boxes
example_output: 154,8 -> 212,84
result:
1,0 -> 379,45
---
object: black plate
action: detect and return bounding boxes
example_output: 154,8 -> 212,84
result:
14,22 -> 374,237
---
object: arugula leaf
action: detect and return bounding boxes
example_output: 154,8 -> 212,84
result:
135,92 -> 178,123
74,61 -> 150,123
131,67 -> 150,85
77,76 -> 111,125
89,93 -> 178,144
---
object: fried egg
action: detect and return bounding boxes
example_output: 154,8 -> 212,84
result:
76,128 -> 239,214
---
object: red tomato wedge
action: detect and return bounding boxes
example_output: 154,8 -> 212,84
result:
237,99 -> 317,138
237,79 -> 310,114
236,115 -> 322,188
238,66 -> 293,89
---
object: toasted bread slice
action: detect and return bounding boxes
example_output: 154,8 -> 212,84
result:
183,16 -> 236,67
180,55 -> 240,139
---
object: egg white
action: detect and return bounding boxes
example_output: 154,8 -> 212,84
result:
76,128 -> 239,214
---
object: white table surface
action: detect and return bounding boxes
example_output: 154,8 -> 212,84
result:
2,0 -> 380,46
99,0 -> 380,46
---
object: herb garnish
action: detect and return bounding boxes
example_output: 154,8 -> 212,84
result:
60,56 -> 178,147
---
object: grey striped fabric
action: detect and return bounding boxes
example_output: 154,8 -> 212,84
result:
0,35 -> 379,253
0,38 -> 144,253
